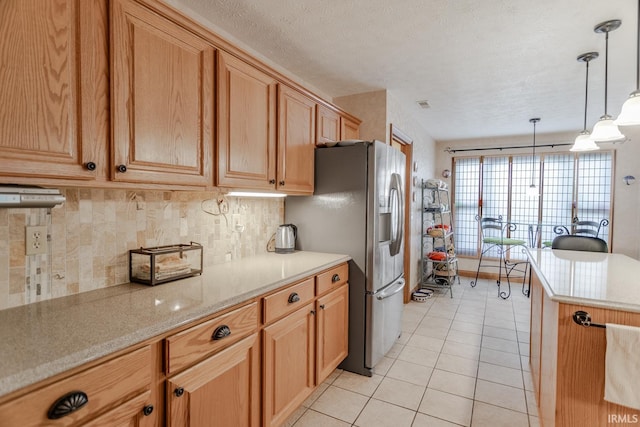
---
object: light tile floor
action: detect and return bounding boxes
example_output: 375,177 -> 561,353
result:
284,278 -> 540,427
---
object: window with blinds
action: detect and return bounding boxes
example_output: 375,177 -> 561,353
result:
452,151 -> 613,257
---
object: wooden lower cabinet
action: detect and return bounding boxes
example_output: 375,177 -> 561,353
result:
316,284 -> 349,384
0,346 -> 153,427
263,303 -> 316,427
167,333 -> 261,427
0,264 -> 349,427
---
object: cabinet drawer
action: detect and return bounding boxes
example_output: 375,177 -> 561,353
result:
263,278 -> 314,324
0,346 -> 151,427
166,302 -> 258,374
316,263 -> 349,295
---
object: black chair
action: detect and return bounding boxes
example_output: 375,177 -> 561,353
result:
554,218 -> 609,238
551,235 -> 608,253
471,216 -> 528,299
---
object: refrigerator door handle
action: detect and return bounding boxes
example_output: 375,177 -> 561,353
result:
376,278 -> 405,300
389,172 -> 404,256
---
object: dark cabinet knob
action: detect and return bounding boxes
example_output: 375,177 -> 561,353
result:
117,164 -> 127,173
174,387 -> 184,397
47,391 -> 89,419
320,304 -> 326,310
269,179 -> 276,184
142,405 -> 154,416
279,181 -> 285,186
310,310 -> 316,316
85,162 -> 96,171
212,325 -> 231,340
288,293 -> 300,303
332,274 -> 340,283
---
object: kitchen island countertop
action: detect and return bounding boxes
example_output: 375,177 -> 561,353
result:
527,248 -> 640,312
0,251 -> 350,397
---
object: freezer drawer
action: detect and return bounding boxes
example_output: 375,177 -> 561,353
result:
365,276 -> 405,369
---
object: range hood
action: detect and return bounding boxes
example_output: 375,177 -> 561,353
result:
0,185 -> 65,208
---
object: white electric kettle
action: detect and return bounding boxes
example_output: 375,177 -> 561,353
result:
275,224 -> 297,253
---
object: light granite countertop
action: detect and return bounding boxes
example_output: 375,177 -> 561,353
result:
0,251 -> 350,398
527,249 -> 640,312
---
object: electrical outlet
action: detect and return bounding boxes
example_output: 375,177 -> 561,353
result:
26,226 -> 48,255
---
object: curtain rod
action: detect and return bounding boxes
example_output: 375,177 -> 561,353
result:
444,143 -> 573,154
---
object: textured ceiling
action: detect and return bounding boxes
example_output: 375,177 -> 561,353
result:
171,0 -> 638,141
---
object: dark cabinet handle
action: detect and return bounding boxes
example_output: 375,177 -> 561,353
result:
320,304 -> 326,310
332,274 -> 340,283
117,164 -> 127,173
279,181 -> 285,186
174,387 -> 184,397
212,325 -> 231,340
269,179 -> 276,184
143,405 -> 154,416
85,162 -> 96,171
288,293 -> 300,303
310,310 -> 316,316
47,391 -> 88,419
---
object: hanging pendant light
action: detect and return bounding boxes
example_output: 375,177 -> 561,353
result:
590,20 -> 626,142
571,52 -> 600,151
615,0 -> 640,126
526,118 -> 540,197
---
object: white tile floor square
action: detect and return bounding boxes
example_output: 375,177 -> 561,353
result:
287,278 -> 540,426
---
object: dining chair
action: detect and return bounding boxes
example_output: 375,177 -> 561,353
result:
554,218 -> 609,239
471,216 -> 528,299
551,235 -> 609,253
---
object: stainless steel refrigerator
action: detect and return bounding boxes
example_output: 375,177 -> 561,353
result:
285,140 -> 405,376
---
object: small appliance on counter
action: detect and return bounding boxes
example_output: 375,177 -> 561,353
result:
129,242 -> 203,285
275,224 -> 297,253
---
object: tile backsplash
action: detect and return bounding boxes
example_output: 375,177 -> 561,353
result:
0,188 -> 284,309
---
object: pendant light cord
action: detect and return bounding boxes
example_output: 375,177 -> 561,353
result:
529,118 -> 539,186
604,30 -> 610,115
636,0 -> 640,90
584,59 -> 590,131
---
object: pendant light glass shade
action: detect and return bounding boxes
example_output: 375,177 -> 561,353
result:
571,131 -> 600,151
590,115 -> 626,141
571,52 -> 600,151
591,20 -> 625,142
615,92 -> 640,125
614,0 -> 640,126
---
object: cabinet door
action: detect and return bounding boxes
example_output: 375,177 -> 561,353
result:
277,85 -> 315,194
167,333 -> 260,427
83,391 -> 154,427
111,0 -> 214,186
0,0 -> 108,181
217,51 -> 277,189
316,283 -> 349,383
340,116 -> 360,140
263,303 -> 315,427
316,104 -> 340,145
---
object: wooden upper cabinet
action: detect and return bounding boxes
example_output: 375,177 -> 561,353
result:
110,0 -> 214,186
217,51 -> 277,190
0,0 -> 109,181
277,85 -> 315,194
316,104 -> 340,146
341,116 -> 360,140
